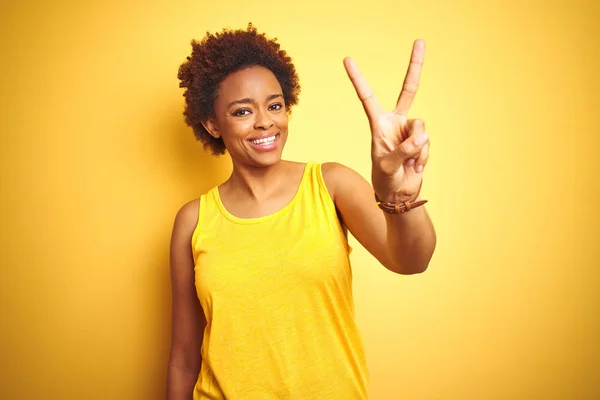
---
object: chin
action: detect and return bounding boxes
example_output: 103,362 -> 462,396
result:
251,150 -> 284,167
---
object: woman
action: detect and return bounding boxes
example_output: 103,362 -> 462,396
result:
167,24 -> 436,399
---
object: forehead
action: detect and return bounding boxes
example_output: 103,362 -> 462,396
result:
217,65 -> 282,102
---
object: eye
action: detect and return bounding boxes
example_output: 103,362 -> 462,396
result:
233,108 -> 251,117
269,103 -> 284,111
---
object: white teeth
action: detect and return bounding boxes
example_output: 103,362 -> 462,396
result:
249,135 -> 276,145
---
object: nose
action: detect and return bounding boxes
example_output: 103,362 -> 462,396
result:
254,107 -> 274,130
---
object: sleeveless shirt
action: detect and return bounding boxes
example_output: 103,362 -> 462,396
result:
191,163 -> 370,399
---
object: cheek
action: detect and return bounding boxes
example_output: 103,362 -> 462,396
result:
276,113 -> 289,130
221,118 -> 253,138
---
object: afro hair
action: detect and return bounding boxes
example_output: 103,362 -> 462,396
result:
178,23 -> 301,155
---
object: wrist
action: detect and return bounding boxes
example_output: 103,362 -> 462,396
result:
375,192 -> 427,214
375,192 -> 413,203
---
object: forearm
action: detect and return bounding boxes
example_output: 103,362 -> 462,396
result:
167,362 -> 200,400
384,205 -> 436,274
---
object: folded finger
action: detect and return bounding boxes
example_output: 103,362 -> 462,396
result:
395,129 -> 429,163
414,141 -> 429,173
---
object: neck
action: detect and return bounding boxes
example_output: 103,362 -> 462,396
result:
225,160 -> 289,201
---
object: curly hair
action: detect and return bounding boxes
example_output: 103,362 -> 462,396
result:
178,23 -> 301,155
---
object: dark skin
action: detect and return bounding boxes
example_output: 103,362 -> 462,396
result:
167,41 -> 436,398
167,203 -> 205,399
202,66 -> 302,219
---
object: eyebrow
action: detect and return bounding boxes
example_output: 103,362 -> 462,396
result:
227,93 -> 283,108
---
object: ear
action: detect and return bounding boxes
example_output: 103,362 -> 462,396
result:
201,118 -> 221,139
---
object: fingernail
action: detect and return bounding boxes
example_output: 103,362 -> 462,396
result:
416,165 -> 424,173
407,158 -> 416,166
415,133 -> 429,146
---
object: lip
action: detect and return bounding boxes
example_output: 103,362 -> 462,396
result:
247,133 -> 280,152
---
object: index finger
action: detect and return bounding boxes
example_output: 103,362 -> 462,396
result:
343,57 -> 385,120
395,39 -> 425,116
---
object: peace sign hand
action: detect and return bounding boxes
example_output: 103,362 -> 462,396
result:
344,39 -> 429,203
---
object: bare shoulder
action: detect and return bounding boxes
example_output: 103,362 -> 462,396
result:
173,198 -> 200,237
321,161 -> 362,181
321,162 -> 369,201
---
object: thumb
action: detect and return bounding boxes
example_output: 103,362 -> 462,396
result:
393,129 -> 429,164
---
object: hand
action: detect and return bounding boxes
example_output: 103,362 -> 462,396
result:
344,39 -> 429,203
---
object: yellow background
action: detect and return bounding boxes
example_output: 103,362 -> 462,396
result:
1,0 -> 599,398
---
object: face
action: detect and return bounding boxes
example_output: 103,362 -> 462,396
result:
203,65 -> 288,168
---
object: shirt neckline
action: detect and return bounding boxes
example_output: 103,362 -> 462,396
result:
212,163 -> 311,225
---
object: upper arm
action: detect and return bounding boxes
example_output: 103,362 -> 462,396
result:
321,162 -> 393,270
168,199 -> 205,372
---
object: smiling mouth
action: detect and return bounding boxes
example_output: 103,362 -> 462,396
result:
248,134 -> 278,145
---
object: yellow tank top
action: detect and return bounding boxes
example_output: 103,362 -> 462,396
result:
191,163 -> 369,399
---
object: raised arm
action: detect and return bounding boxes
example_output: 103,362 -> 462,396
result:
167,200 -> 206,399
334,39 -> 436,274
